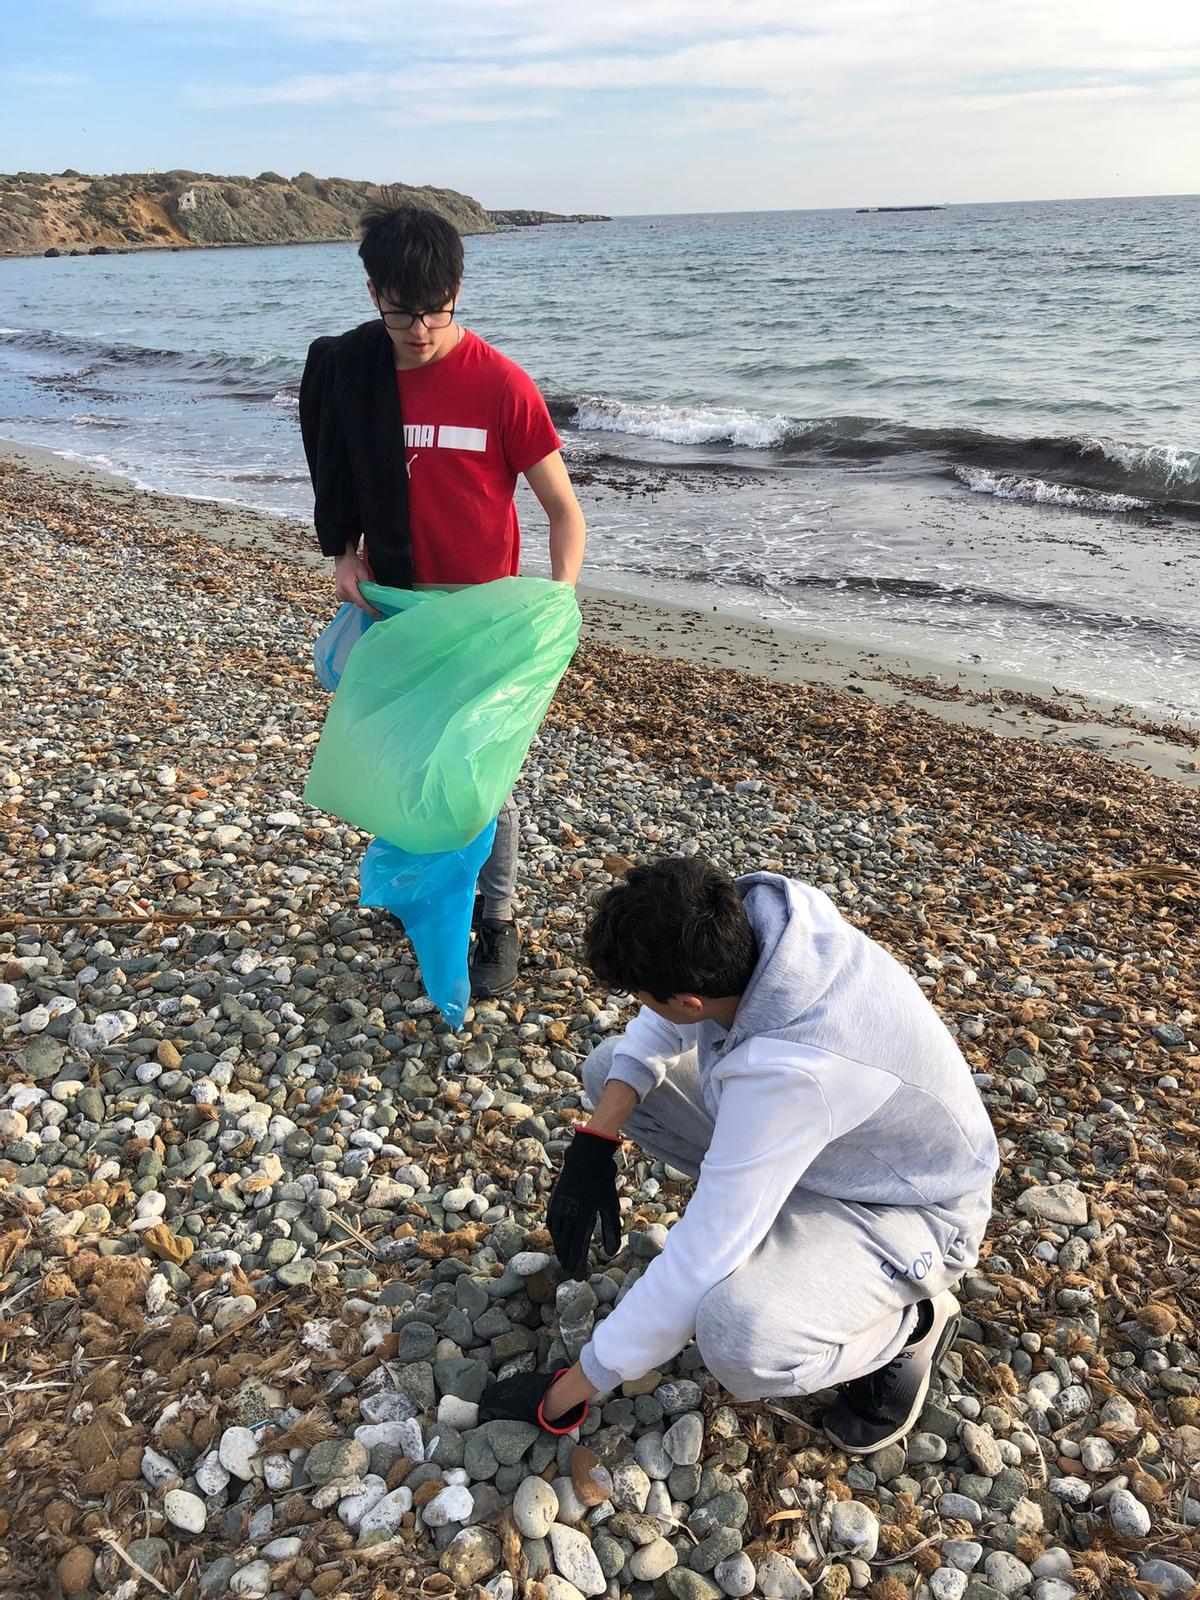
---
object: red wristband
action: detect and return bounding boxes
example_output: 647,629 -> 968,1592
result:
574,1123 -> 621,1144
537,1368 -> 590,1435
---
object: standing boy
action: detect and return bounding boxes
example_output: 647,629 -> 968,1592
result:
299,203 -> 586,997
481,856 -> 998,1450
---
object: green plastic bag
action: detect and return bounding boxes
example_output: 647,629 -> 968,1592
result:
304,577 -> 580,855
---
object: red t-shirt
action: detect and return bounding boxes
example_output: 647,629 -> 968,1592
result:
393,329 -> 561,586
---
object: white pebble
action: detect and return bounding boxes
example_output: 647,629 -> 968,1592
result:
229,1561 -> 270,1597
1108,1488 -> 1151,1538
263,1453 -> 292,1490
436,1394 -> 478,1430
930,1571 -> 968,1600
338,1475 -> 388,1529
548,1524 -> 606,1596
829,1499 -> 880,1562
141,1446 -> 180,1489
509,1251 -> 553,1277
422,1484 -> 474,1527
262,1537 -> 303,1560
629,1538 -> 677,1581
357,1486 -> 414,1537
164,1489 -> 206,1533
218,1425 -> 261,1479
513,1475 -> 557,1539
194,1451 -> 230,1495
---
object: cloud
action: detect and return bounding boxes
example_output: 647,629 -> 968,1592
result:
101,0 -> 831,48
182,38 -> 788,109
378,100 -> 557,126
927,75 -> 1200,115
2,67 -> 88,88
92,0 -> 1200,203
176,0 -> 1200,116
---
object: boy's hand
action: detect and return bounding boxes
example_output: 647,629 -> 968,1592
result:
525,452 -> 585,586
548,1127 -> 622,1279
478,1366 -> 590,1433
334,549 -> 380,616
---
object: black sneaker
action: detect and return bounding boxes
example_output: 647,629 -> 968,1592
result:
822,1289 -> 961,1455
470,917 -> 520,997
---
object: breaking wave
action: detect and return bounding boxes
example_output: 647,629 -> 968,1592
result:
3,326 -> 1196,512
0,326 -> 298,400
952,466 -> 1149,513
550,391 -> 1200,508
568,396 -> 796,448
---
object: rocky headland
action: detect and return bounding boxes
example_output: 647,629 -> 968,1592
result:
490,210 -> 611,229
0,170 -> 610,257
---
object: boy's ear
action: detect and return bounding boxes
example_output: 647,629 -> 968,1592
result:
367,280 -> 379,308
675,993 -> 706,1021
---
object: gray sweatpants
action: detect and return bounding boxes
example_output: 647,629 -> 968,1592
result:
477,792 -> 519,922
584,1039 -> 990,1400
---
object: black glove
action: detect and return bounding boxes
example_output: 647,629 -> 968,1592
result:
547,1126 -> 622,1279
477,1367 -> 589,1433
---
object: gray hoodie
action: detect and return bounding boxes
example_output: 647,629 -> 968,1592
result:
581,872 -> 998,1388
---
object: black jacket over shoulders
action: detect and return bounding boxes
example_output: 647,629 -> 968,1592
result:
298,318 -> 412,587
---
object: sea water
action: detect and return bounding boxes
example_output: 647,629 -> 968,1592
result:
1,196 -> 1197,717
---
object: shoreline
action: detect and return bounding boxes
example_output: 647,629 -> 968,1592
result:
1,234 -> 382,263
0,218 -> 610,263
4,434 -> 1196,788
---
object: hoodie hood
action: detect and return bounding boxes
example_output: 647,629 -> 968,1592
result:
723,872 -> 853,1051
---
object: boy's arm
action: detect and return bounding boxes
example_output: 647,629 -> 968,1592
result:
605,1003 -> 687,1101
525,451 -> 586,586
300,337 -> 379,616
540,1015 -> 684,1423
575,1044 -> 898,1391
299,337 -> 359,559
544,1011 -> 678,1294
585,1078 -> 639,1138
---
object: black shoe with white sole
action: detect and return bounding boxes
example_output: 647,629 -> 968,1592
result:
470,917 -> 520,997
822,1289 -> 961,1455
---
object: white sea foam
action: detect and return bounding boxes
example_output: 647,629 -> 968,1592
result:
954,465 -> 1147,512
68,412 -> 126,430
1078,437 -> 1200,489
272,388 -> 300,410
571,396 -> 793,448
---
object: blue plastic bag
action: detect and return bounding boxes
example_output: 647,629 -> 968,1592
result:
358,824 -> 496,1028
313,600 -> 379,692
312,591 -> 493,1027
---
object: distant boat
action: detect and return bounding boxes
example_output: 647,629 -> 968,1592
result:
855,205 -> 945,213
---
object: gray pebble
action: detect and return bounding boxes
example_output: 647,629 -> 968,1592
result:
1137,1559 -> 1197,1595
1108,1488 -> 1151,1538
713,1550 -> 755,1596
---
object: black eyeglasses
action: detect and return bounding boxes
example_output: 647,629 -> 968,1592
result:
377,302 -> 456,331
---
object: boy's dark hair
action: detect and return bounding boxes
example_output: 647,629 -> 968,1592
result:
584,856 -> 759,1002
358,203 -> 463,308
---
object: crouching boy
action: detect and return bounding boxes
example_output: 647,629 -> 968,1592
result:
480,856 -> 998,1450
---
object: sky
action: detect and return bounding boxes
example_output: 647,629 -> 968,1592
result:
2,0 -> 1199,214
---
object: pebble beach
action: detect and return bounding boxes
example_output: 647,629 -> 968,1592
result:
2,452 -> 1200,1600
